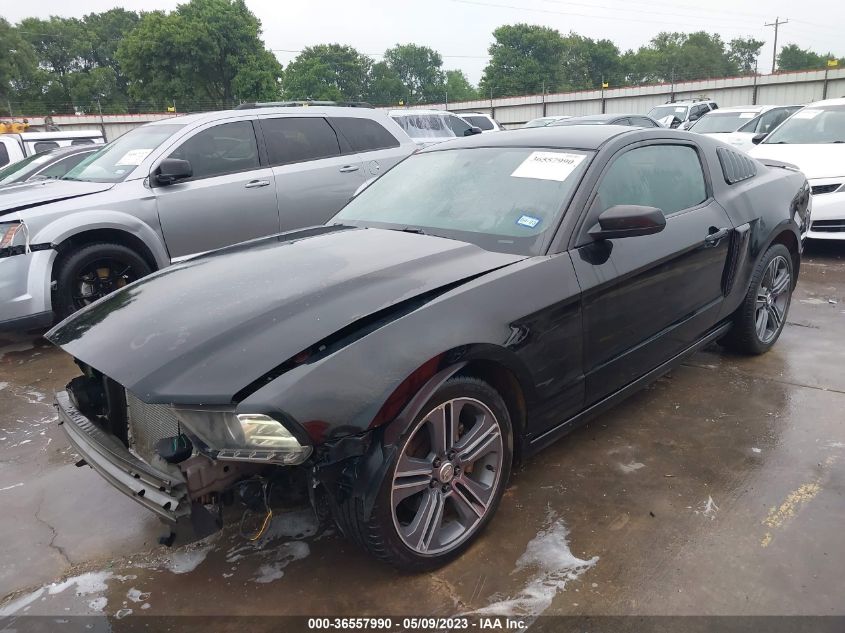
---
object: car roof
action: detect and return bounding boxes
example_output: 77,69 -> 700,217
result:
147,106 -> 395,127
388,109 -> 461,116
805,97 -> 845,107
561,113 -> 646,122
421,124 -> 639,152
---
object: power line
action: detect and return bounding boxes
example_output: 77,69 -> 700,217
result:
765,17 -> 789,73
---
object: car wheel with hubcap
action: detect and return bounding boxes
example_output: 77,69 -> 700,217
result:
334,376 -> 513,570
722,243 -> 794,355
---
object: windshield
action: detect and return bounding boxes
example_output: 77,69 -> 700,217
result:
763,106 -> 845,144
690,111 -> 756,133
392,113 -> 465,140
0,152 -> 53,185
333,147 -> 592,255
63,123 -> 185,183
648,105 -> 688,121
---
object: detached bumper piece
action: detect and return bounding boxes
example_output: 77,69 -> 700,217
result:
55,390 -> 190,522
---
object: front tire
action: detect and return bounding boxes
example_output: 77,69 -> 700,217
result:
722,243 -> 794,355
334,376 -> 513,571
53,242 -> 152,320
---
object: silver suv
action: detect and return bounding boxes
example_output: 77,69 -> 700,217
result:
0,106 -> 416,329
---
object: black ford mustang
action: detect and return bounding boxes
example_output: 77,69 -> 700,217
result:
48,126 -> 810,570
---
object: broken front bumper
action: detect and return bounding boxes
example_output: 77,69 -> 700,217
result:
55,390 -> 190,522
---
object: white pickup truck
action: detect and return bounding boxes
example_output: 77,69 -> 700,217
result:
0,130 -> 105,169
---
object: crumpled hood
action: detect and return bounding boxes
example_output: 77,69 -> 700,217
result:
0,179 -> 115,217
46,226 -> 525,404
749,144 -> 845,179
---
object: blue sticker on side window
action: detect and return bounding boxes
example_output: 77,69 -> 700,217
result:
516,214 -> 541,228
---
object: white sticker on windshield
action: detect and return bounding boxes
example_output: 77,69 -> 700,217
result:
511,152 -> 585,182
793,109 -> 822,120
738,112 -> 756,118
116,149 -> 153,165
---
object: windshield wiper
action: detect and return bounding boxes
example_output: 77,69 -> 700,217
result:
390,226 -> 429,235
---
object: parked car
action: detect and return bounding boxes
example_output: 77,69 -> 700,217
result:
523,115 -> 573,128
48,125 -> 808,570
389,109 -> 481,147
549,113 -> 663,128
0,106 -> 416,330
458,112 -> 504,132
0,129 -> 104,168
0,145 -> 100,187
689,105 -> 802,151
750,98 -> 845,239
647,99 -> 719,129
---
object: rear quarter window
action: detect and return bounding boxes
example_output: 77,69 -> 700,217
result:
34,141 -> 60,154
330,117 -> 400,153
466,116 -> 494,131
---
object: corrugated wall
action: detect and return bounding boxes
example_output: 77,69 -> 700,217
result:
415,68 -> 845,128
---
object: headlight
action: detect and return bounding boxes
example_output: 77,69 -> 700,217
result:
172,408 -> 312,465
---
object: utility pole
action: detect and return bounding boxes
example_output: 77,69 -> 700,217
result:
765,17 -> 788,74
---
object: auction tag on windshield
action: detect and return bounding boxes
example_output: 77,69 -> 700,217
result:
516,214 -> 541,228
794,109 -> 822,120
511,151 -> 585,182
116,149 -> 153,165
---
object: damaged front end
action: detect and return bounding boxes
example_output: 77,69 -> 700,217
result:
56,366 -> 324,542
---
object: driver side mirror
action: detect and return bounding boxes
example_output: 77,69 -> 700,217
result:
155,158 -> 192,186
751,132 -> 768,145
589,205 -> 667,240
464,126 -> 483,136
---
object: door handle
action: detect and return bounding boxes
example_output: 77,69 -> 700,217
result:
339,165 -> 360,173
244,179 -> 270,188
704,227 -> 731,246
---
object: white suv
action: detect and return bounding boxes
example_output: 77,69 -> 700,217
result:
647,100 -> 719,130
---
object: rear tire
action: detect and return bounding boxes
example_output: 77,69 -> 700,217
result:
53,242 -> 152,320
721,243 -> 793,355
333,376 -> 513,571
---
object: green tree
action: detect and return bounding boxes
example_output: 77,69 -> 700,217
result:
364,61 -> 406,105
560,33 -> 623,89
18,16 -> 91,113
283,44 -> 371,101
480,24 -> 565,97
82,9 -> 140,112
117,0 -> 282,109
445,70 -> 478,102
0,19 -> 40,115
777,44 -> 826,71
384,43 -> 445,103
625,31 -> 734,84
728,37 -> 764,74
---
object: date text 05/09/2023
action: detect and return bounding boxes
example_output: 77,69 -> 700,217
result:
306,617 -> 529,630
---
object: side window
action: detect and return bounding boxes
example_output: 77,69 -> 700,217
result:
756,108 -> 792,134
466,116 -> 494,131
37,153 -> 92,179
0,143 -> 9,167
71,139 -> 94,146
594,145 -> 707,218
330,117 -> 400,153
614,117 -> 632,126
261,117 -> 340,166
168,121 -> 259,179
34,141 -> 59,154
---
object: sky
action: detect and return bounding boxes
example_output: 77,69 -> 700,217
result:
5,0 -> 844,84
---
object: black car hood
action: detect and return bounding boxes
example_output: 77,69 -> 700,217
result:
0,179 -> 115,216
47,226 -> 525,404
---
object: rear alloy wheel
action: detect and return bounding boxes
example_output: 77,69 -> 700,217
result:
53,242 -> 152,320
722,243 -> 794,355
334,376 -> 512,570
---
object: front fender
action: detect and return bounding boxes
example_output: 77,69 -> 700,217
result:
33,210 -> 170,269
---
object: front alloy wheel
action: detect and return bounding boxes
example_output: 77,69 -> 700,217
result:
333,376 -> 512,570
391,397 -> 504,555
